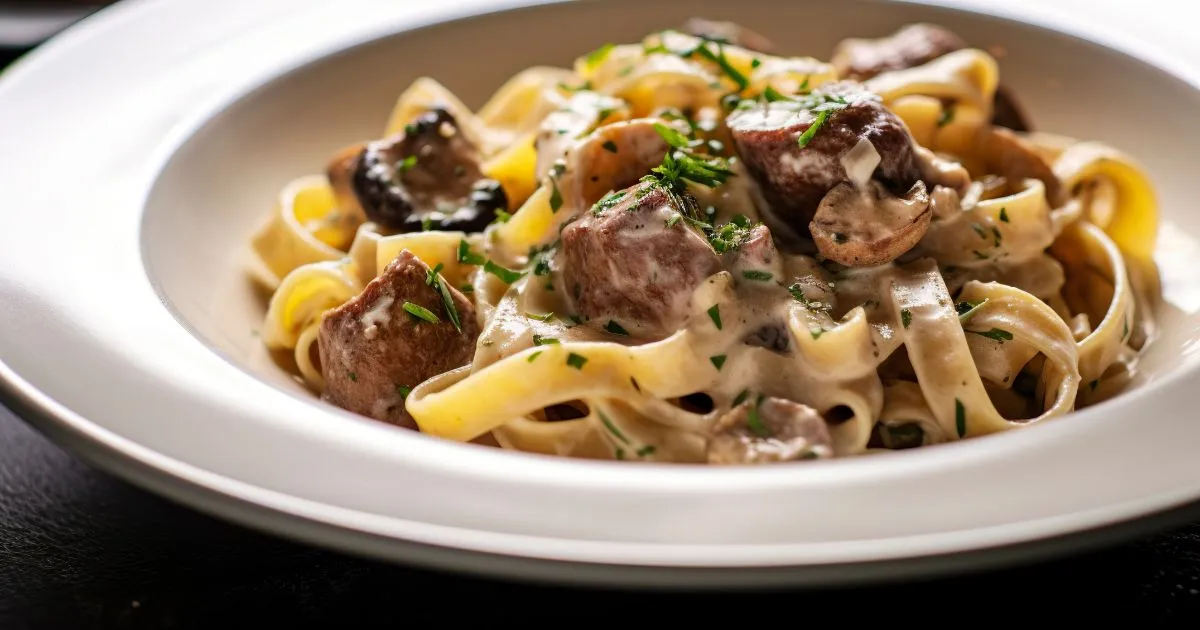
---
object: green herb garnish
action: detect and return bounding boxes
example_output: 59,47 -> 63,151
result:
599,410 -> 629,443
425,263 -> 462,333
584,43 -> 615,68
999,207 -> 1010,223
484,260 -> 524,284
742,270 -> 773,282
526,311 -> 555,322
955,398 -> 967,438
746,398 -> 772,438
403,301 -> 440,324
566,352 -> 588,370
604,320 -> 629,336
969,328 -> 1014,342
956,298 -> 988,323
652,121 -> 690,149
456,239 -> 486,265
937,104 -> 955,127
532,334 -> 560,346
527,351 -> 543,363
707,304 -> 723,330
901,308 -> 913,329
548,178 -> 563,213
601,140 -> 619,153
710,354 -> 727,370
797,110 -> 831,148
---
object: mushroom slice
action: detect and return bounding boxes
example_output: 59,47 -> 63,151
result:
983,126 -> 1065,207
810,180 -> 932,267
346,108 -> 508,233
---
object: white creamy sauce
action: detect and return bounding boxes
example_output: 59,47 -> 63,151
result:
360,295 -> 394,333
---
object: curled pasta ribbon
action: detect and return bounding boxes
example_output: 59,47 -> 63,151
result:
919,177 -> 1054,267
1054,141 -> 1158,261
1051,221 -> 1136,385
375,230 -> 475,288
408,273 -> 742,442
893,260 -> 1080,439
878,380 -> 945,446
250,175 -> 353,288
260,259 -> 360,350
866,49 -> 999,161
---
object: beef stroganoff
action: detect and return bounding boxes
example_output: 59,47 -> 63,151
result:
250,21 -> 1160,464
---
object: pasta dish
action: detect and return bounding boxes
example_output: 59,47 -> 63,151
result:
250,21 -> 1160,464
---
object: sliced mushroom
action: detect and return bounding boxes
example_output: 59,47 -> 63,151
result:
810,180 -> 932,267
727,81 -> 923,239
707,397 -> 833,464
983,127 -> 1064,207
682,17 -> 776,53
341,108 -> 507,233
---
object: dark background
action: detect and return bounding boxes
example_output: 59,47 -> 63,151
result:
2,3 -> 1200,628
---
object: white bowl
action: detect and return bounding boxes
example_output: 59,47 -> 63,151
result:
3,0 -> 1200,587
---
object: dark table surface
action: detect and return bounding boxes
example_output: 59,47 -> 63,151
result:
4,11 -> 1200,629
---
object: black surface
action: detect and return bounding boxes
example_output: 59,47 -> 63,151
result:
3,21 -> 1200,630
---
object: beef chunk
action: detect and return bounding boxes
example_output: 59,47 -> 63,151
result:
339,108 -> 507,233
707,397 -> 833,464
682,17 -> 776,53
832,23 -> 967,80
728,81 -> 922,239
560,181 -> 721,338
318,250 -> 480,429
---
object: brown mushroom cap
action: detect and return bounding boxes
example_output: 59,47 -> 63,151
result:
810,180 -> 932,267
346,108 -> 507,233
983,127 -> 1064,207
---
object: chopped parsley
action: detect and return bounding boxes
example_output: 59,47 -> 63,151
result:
566,352 -> 588,370
459,283 -> 474,294
532,334 -> 560,346
665,213 -> 682,228
421,216 -> 434,231
584,42 -> 615,68
710,354 -> 727,370
652,122 -> 690,148
396,384 -> 411,399
742,269 -> 773,282
969,328 -> 1014,343
636,445 -> 657,457
751,57 -> 762,69
788,282 -> 832,312
762,86 -> 789,102
456,239 -> 486,265
525,311 -> 555,322
999,207 -> 1010,223
992,226 -> 1002,248
599,410 -> 629,444
548,177 -> 563,213
810,327 -> 826,340
1089,379 -> 1100,392
956,298 -> 988,323
971,223 -> 987,239
746,397 -> 772,438
490,209 -> 512,225
972,250 -> 990,260
732,389 -> 751,407
604,320 -> 629,336
484,259 -> 524,284
707,304 -> 723,330
901,308 -> 913,329
402,301 -> 440,324
797,109 -> 831,148
590,190 -> 627,214
691,37 -> 749,90
630,377 -> 641,392
937,103 -> 955,127
397,155 -> 418,172
527,351 -> 543,363
348,371 -> 358,382
955,398 -> 967,438
601,140 -> 619,153
707,214 -> 755,252
425,263 -> 463,333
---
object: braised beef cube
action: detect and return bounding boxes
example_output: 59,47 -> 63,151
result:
318,250 -> 480,429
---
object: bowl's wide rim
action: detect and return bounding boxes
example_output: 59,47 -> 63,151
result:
3,0 -> 1200,584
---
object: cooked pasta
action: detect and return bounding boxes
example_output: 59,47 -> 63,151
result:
251,21 -> 1160,464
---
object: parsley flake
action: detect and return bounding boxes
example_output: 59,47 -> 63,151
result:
584,42 -> 615,68
396,384 -> 411,398
707,304 -> 723,330
746,398 -> 772,438
456,239 -> 486,265
956,298 -> 988,323
955,398 -> 967,438
403,301 -> 440,324
969,328 -> 1014,343
566,352 -> 588,370
901,308 -> 913,329
742,270 -> 773,282
999,207 -> 1010,223
601,140 -> 619,153
484,260 -> 524,284
604,320 -> 629,336
710,354 -> 727,370
527,351 -> 543,363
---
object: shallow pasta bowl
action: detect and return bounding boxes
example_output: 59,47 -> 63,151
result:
2,0 -> 1200,588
